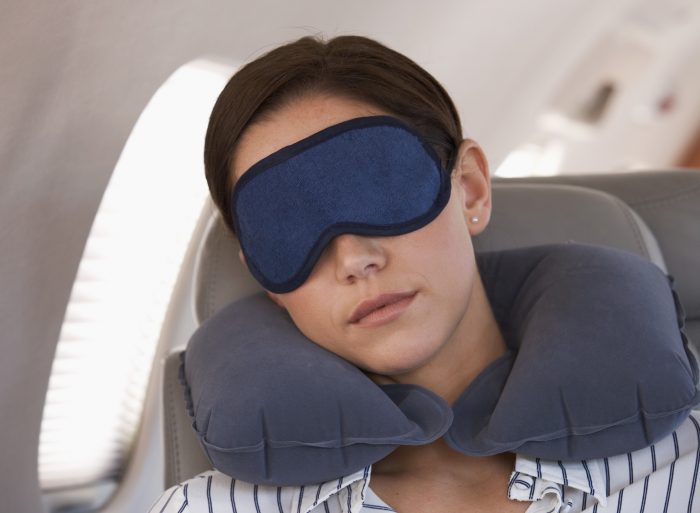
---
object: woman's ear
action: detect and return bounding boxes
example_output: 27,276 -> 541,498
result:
451,139 -> 493,236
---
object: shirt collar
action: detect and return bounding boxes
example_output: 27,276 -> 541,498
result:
513,453 -> 609,508
291,466 -> 371,513
291,453 -> 609,513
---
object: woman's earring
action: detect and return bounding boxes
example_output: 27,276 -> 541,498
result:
470,216 -> 479,224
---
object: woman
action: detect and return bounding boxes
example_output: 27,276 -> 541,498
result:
149,34 -> 700,513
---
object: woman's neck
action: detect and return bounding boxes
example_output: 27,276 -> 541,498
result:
369,274 -> 513,484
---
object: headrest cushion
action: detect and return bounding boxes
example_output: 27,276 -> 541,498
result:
448,243 -> 698,458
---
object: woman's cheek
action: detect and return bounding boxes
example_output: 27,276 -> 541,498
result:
286,295 -> 335,344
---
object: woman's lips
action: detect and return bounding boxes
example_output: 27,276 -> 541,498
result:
350,292 -> 417,327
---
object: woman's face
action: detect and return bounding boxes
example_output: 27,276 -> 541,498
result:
231,93 -> 493,376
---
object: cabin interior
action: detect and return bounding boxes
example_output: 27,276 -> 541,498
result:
2,1 -> 700,512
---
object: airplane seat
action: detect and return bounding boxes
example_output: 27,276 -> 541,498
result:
161,169 -> 700,488
495,169 -> 700,349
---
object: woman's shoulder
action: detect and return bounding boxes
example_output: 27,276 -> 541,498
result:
146,467 -> 373,513
146,469 -> 281,513
509,409 -> 700,512
145,470 -> 213,513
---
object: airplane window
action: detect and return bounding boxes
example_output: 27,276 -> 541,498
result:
37,58 -> 235,512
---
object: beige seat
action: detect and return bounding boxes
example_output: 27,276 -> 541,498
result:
162,169 -> 700,488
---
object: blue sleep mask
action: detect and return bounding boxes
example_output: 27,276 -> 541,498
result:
231,115 -> 452,293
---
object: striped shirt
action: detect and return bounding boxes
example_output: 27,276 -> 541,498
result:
148,409 -> 700,513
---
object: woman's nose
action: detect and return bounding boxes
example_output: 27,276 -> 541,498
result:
328,233 -> 387,282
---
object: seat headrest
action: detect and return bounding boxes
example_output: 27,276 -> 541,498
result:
496,169 -> 700,347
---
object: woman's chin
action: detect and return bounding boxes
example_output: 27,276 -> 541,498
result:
362,348 -> 442,379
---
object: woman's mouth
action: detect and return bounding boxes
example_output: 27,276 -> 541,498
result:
350,292 -> 417,327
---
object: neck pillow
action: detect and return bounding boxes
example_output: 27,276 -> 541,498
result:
180,243 -> 700,486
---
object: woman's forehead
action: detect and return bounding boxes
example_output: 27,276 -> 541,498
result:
231,95 -> 391,181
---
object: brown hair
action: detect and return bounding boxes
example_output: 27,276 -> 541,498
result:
204,34 -> 463,237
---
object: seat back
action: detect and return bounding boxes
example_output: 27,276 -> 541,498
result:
498,170 -> 700,345
162,169 -> 700,487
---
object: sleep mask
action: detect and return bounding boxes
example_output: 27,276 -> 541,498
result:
231,115 -> 452,293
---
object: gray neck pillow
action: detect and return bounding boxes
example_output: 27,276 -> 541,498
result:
180,243 -> 700,486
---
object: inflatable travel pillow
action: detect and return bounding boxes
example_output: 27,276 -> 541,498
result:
180,243 -> 700,486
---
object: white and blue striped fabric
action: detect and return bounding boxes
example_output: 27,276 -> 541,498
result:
148,409 -> 700,513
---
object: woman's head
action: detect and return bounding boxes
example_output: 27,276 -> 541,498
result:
204,34 -> 499,382
205,34 -> 464,237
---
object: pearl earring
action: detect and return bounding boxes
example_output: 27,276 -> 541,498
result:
470,216 -> 479,224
